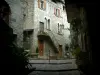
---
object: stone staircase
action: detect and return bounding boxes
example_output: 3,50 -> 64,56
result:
44,29 -> 59,52
37,28 -> 59,52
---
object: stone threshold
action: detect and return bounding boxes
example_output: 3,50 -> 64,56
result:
29,62 -> 72,64
29,59 -> 76,64
33,69 -> 78,72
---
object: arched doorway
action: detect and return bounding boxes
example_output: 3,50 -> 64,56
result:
0,0 -> 13,47
0,0 -> 11,24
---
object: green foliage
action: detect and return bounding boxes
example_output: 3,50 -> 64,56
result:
65,44 -> 69,51
76,51 -> 89,65
10,44 -> 33,75
71,18 -> 82,33
36,47 -> 39,53
72,46 -> 81,57
70,18 -> 82,53
76,51 -> 91,75
71,46 -> 89,66
71,46 -> 91,74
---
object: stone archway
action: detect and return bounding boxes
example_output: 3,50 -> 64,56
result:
0,0 -> 14,48
0,0 -> 11,24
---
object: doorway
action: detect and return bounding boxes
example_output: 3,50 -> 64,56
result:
38,40 -> 44,56
58,45 -> 62,57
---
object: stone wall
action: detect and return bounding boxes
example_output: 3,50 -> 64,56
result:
5,0 -> 25,47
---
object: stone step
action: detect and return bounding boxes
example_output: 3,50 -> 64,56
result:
31,64 -> 77,70
29,70 -> 80,75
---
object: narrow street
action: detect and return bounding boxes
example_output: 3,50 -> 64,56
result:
28,59 -> 81,75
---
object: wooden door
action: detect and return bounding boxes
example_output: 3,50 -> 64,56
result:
38,40 -> 44,56
59,45 -> 62,57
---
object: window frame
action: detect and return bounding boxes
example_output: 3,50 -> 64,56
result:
54,8 -> 60,17
38,0 -> 46,10
39,22 -> 44,32
40,0 -> 44,9
48,19 -> 50,30
58,24 -> 64,35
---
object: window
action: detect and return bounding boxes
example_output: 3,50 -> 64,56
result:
45,18 -> 47,29
45,18 -> 50,30
60,25 -> 62,33
54,8 -> 60,17
56,9 -> 59,16
58,23 -> 59,33
40,0 -> 44,9
39,22 -> 44,32
38,0 -> 46,10
61,25 -> 64,29
60,25 -> 64,34
58,24 -> 64,34
48,19 -> 50,30
23,30 -> 33,50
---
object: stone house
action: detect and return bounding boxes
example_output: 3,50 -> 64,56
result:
4,0 -> 70,59
23,0 -> 70,59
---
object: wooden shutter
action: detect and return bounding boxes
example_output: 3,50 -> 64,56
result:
44,0 -> 46,9
38,40 -> 44,56
38,0 -> 40,8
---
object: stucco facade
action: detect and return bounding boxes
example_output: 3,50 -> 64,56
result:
24,0 -> 71,59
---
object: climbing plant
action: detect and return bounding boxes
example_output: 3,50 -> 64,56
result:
71,17 -> 82,33
70,17 -> 82,49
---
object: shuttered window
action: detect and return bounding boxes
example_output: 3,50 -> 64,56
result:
58,24 -> 64,34
58,9 -> 60,17
38,0 -> 46,10
54,8 -> 56,15
41,1 -> 44,9
54,8 -> 60,17
44,0 -> 46,9
38,0 -> 40,8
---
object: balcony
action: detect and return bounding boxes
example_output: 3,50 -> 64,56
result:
37,30 -> 50,40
